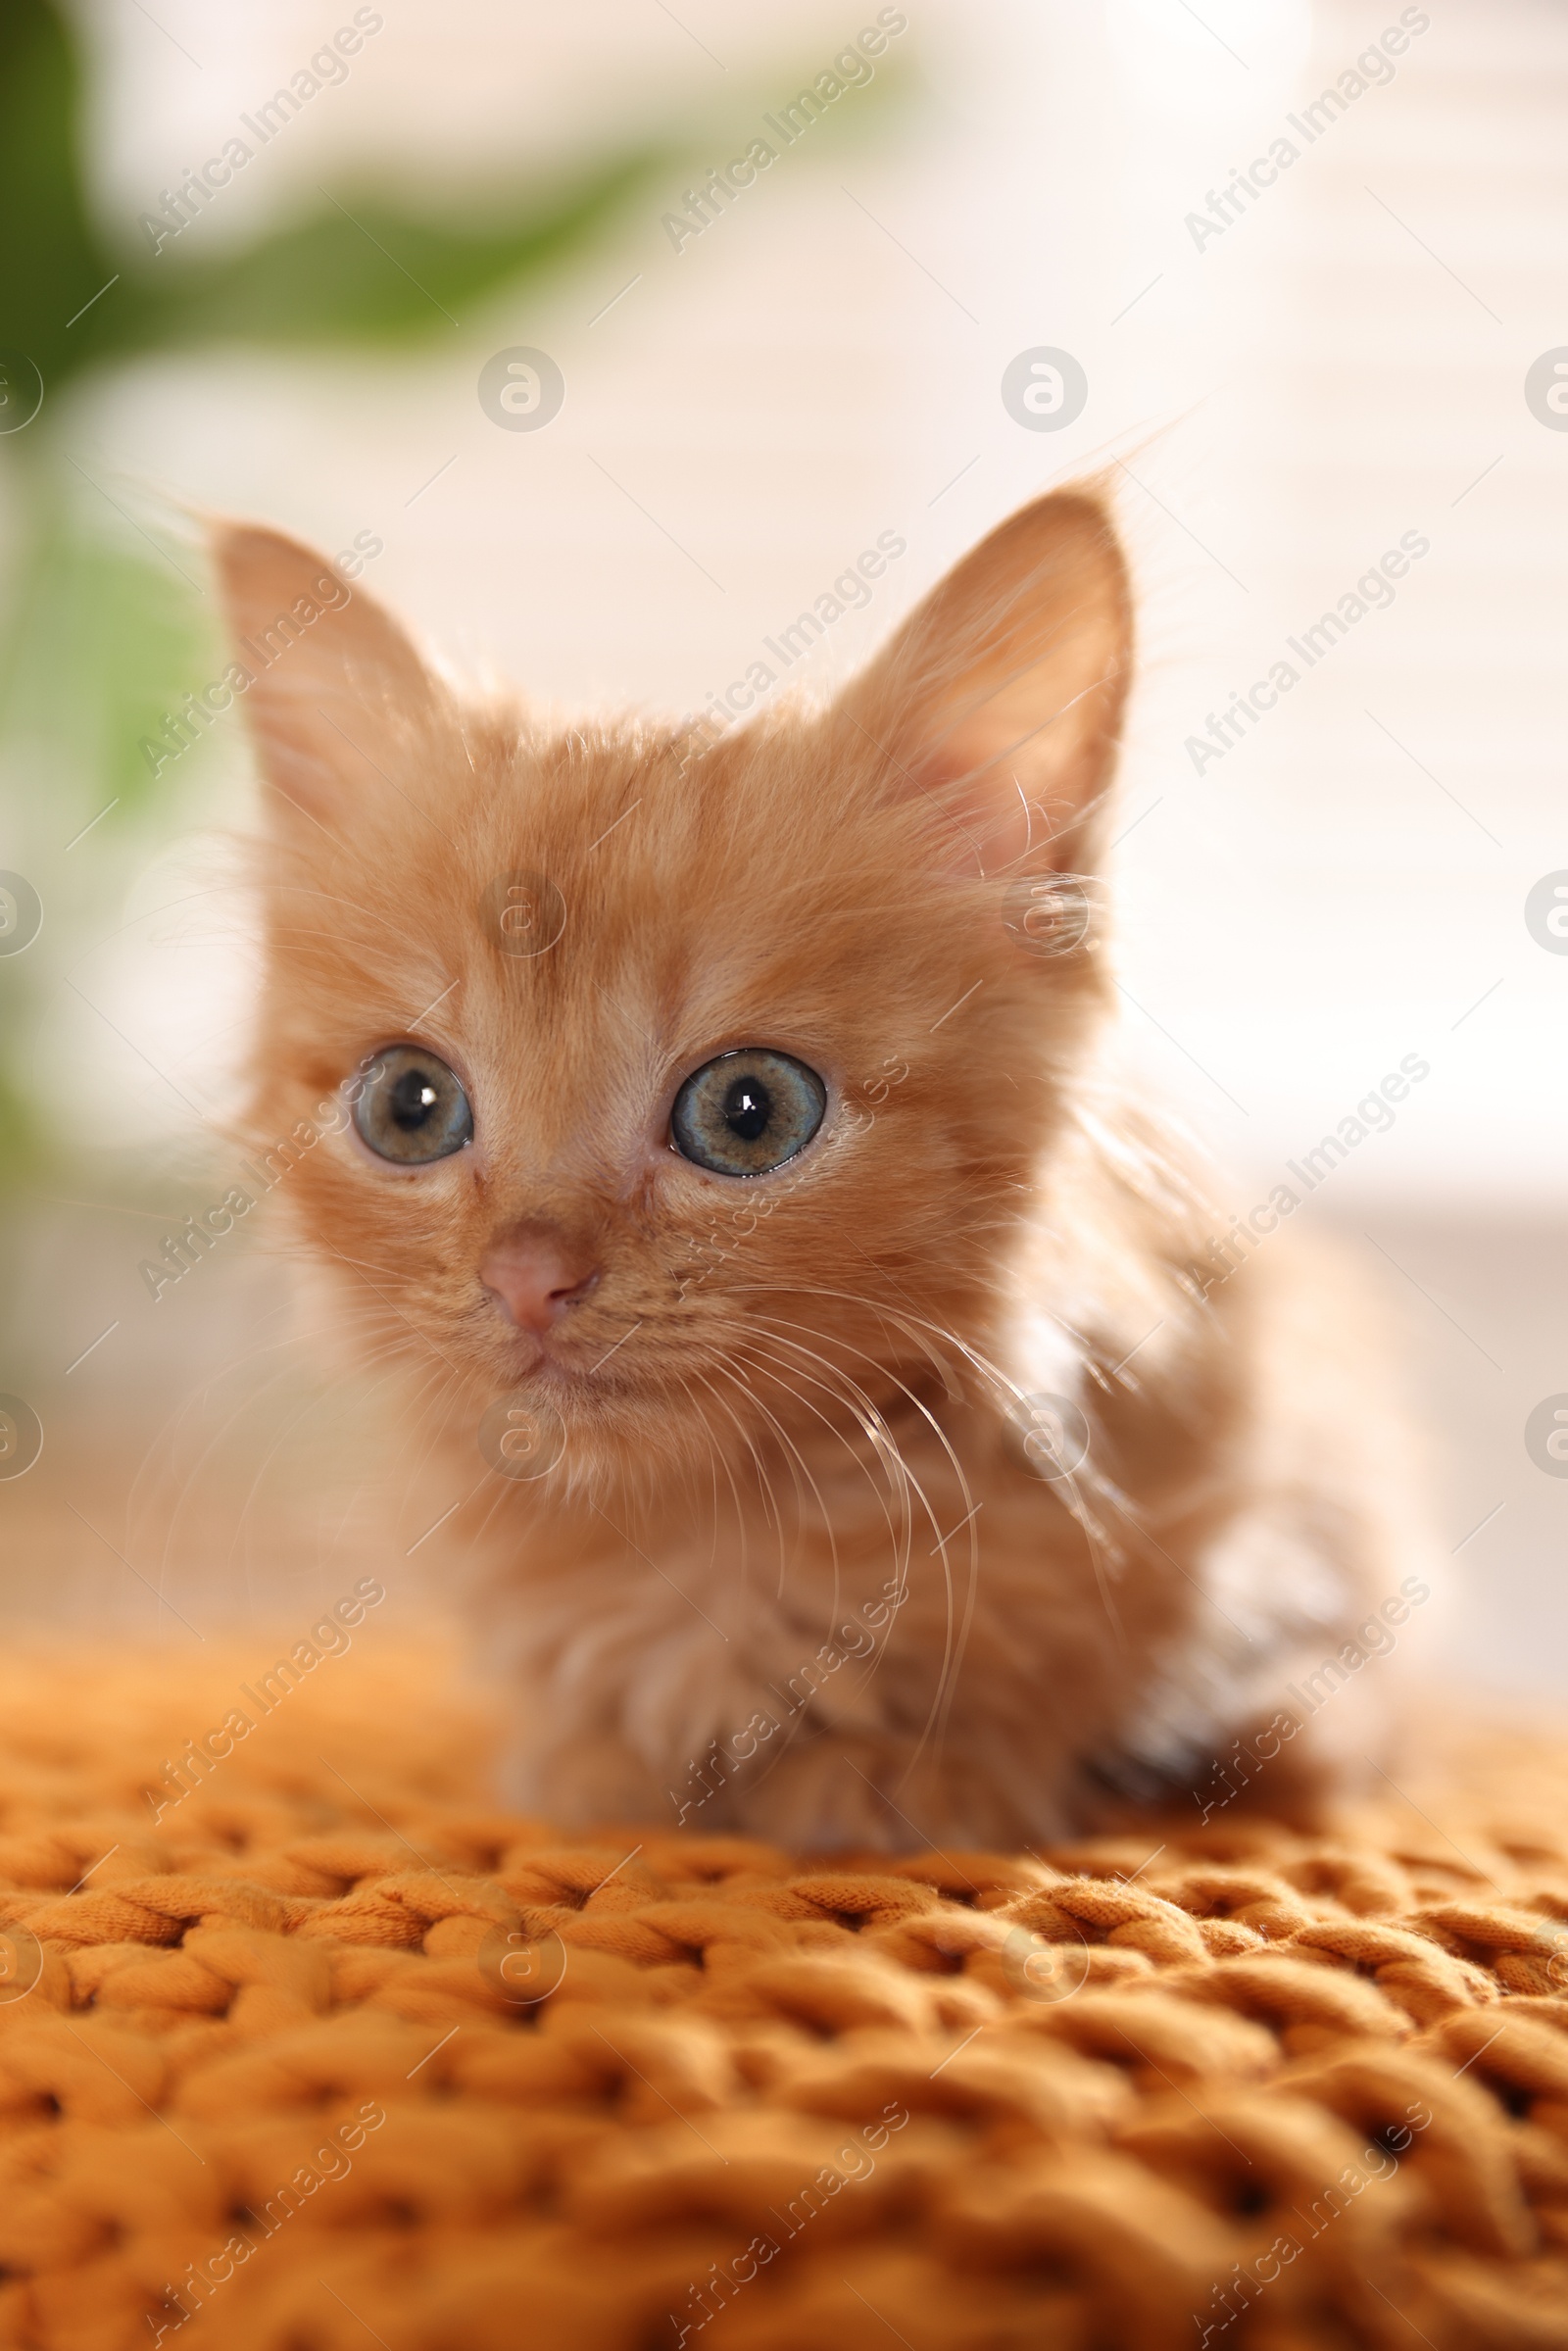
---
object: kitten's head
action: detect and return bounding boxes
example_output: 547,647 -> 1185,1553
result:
213,490 -> 1132,1478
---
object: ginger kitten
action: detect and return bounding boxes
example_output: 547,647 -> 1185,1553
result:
214,488 -> 1421,1849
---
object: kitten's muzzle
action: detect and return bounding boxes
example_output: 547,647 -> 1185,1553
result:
479,1228 -> 602,1339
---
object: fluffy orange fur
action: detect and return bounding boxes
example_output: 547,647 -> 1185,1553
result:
213,490 -> 1423,1848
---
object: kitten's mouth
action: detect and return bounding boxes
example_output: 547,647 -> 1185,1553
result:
493,1321 -> 638,1393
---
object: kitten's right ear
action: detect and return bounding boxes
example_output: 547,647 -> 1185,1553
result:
210,522 -> 445,829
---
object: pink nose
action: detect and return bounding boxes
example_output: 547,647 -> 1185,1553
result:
479,1231 -> 600,1336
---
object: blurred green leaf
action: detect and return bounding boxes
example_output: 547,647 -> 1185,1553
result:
2,504 -> 212,820
0,0 -> 110,395
115,164 -> 666,356
0,1058 -> 45,1191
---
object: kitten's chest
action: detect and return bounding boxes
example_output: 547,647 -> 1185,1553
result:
484,1390 -> 1177,1816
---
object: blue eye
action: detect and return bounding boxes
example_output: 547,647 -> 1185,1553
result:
354,1046 -> 472,1164
671,1049 -> 826,1177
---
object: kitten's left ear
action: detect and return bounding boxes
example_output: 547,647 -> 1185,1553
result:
830,484 -> 1133,876
210,521 -> 445,831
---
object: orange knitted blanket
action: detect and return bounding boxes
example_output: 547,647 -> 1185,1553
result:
1,1641 -> 1566,2351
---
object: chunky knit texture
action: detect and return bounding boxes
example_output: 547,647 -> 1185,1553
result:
1,1642 -> 1567,2350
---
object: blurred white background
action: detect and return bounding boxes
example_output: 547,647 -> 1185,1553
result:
6,0 -> 1567,1695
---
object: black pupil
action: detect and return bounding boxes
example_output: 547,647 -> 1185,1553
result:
390,1067 -> 440,1131
723,1078 -> 771,1142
